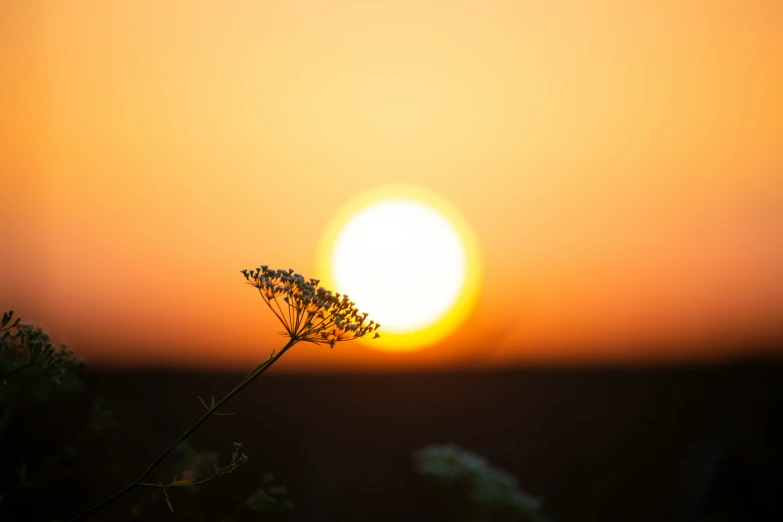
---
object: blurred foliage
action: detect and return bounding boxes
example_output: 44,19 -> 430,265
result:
219,472 -> 293,522
0,309 -> 118,521
0,310 -> 82,411
12,398 -> 118,489
415,443 -> 549,522
244,472 -> 293,515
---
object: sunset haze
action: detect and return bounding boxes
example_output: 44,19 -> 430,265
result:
1,1 -> 781,370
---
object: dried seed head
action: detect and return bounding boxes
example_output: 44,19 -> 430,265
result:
241,265 -> 380,345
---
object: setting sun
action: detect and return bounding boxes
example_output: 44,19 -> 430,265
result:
1,1 -> 781,368
318,186 -> 481,352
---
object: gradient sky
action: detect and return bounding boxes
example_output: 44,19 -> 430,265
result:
1,1 -> 781,371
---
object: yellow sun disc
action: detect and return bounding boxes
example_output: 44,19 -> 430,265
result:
317,185 -> 481,352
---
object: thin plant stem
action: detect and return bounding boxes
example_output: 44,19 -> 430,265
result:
67,339 -> 296,522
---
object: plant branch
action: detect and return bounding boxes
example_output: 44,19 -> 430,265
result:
67,339 -> 296,522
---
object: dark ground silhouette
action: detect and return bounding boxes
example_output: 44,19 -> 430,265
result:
3,357 -> 782,521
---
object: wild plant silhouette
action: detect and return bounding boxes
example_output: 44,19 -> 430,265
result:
64,265 -> 380,521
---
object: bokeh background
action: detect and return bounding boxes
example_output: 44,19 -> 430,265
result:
1,2 -> 782,521
2,0 -> 781,370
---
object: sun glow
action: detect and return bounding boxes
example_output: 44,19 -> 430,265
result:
318,186 -> 481,352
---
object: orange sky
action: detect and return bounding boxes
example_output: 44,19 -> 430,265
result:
1,1 -> 781,371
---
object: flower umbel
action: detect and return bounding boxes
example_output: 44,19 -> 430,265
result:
241,266 -> 380,347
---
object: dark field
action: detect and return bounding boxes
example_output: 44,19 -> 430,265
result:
3,360 -> 783,521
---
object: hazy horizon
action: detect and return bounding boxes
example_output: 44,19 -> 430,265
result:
2,1 -> 781,370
